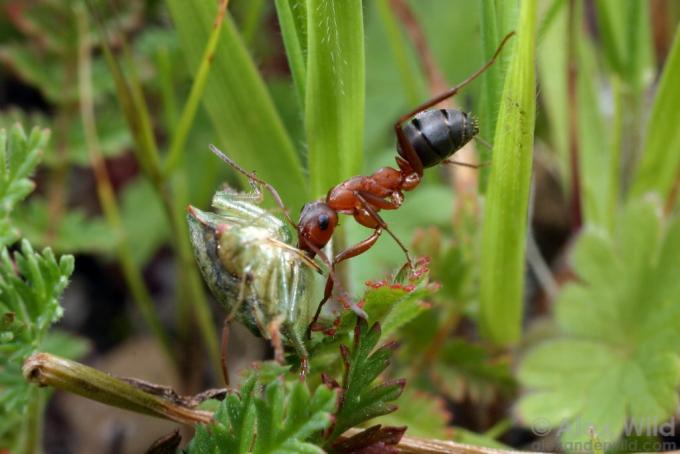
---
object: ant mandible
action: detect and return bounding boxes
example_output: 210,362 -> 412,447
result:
210,31 -> 515,336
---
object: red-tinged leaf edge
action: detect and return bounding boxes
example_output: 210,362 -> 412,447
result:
146,429 -> 182,454
330,425 -> 407,454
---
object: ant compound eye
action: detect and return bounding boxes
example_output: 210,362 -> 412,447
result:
318,214 -> 330,230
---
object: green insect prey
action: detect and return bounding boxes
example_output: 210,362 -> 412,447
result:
187,183 -> 318,368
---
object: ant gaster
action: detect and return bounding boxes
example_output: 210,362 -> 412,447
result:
210,32 -> 515,336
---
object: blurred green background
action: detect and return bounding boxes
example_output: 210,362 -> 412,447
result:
2,0 -> 680,452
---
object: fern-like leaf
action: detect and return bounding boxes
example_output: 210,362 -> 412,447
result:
187,369 -> 336,454
0,241 -> 79,448
0,125 -> 48,246
325,320 -> 406,442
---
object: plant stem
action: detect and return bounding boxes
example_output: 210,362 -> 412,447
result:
76,6 -> 175,366
21,386 -> 45,454
24,353 -> 526,454
163,0 -> 230,176
23,353 -> 213,426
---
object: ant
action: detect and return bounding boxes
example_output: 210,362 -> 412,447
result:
210,32 -> 515,336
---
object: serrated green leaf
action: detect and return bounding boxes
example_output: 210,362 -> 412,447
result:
0,238 -> 77,452
0,125 -> 48,247
327,320 -> 405,442
431,340 -> 515,405
15,198 -> 117,255
326,257 -> 434,339
517,197 -> 680,449
187,370 -> 335,454
378,388 -> 452,439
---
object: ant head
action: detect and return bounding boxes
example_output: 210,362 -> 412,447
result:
297,201 -> 338,255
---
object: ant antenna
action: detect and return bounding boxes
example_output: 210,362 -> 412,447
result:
396,31 -> 516,122
442,159 -> 490,169
209,144 -> 298,229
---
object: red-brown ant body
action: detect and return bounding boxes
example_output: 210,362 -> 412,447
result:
209,32 -> 515,335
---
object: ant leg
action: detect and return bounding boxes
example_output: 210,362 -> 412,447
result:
304,232 -> 380,338
442,159 -> 491,169
301,238 -> 359,338
354,192 -> 413,267
308,263 -> 370,336
393,32 -> 515,176
334,228 -> 383,264
209,144 -> 298,229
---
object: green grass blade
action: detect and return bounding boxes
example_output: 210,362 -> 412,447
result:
537,0 -> 569,181
478,0 -> 517,191
594,0 -> 626,75
86,2 -> 161,185
623,1 -> 654,92
235,0 -> 268,48
305,0 -> 365,197
166,0 -> 307,209
478,0 -> 500,191
291,0 -> 308,59
630,25 -> 680,203
576,24 -> 611,228
594,0 -> 654,90
479,0 -> 537,345
274,0 -> 307,108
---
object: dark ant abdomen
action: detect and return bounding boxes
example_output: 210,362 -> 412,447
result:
399,109 -> 479,168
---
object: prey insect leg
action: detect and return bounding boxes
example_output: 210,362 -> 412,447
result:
209,144 -> 298,229
220,265 -> 253,386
